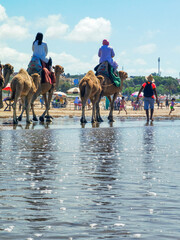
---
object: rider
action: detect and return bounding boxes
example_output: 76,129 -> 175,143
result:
32,32 -> 52,68
98,39 -> 118,72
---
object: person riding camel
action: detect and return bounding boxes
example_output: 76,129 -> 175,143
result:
98,39 -> 118,73
30,32 -> 55,85
32,32 -> 52,69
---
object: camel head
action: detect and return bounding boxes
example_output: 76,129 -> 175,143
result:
3,63 -> 14,77
53,65 -> 64,75
119,71 -> 128,81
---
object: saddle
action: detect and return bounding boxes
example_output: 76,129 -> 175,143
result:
94,61 -> 121,87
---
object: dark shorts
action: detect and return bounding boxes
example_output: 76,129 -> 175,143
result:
144,97 -> 154,110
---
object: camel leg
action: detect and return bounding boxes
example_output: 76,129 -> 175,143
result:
91,101 -> 96,123
12,94 -> 19,124
108,93 -> 118,122
39,93 -> 48,122
25,95 -> 32,124
0,90 -> 3,108
45,89 -> 54,122
18,97 -> 25,121
31,88 -> 41,121
90,93 -> 99,123
96,96 -> 103,122
80,98 -> 87,123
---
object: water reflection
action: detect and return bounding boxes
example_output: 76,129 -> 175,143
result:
12,122 -> 52,130
142,126 -> 155,180
78,127 -> 125,231
0,120 -> 180,239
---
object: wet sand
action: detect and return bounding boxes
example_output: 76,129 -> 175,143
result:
0,100 -> 180,120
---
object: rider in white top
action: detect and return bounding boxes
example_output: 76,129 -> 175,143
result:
32,33 -> 49,63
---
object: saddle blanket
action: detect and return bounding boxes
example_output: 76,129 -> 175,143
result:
94,61 -> 121,87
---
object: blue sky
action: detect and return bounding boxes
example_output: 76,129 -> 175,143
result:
0,0 -> 180,77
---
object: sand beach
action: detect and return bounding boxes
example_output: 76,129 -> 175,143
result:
0,99 -> 180,120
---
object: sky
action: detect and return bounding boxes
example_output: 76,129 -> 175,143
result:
0,0 -> 180,78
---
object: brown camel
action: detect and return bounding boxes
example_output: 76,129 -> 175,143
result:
79,70 -> 104,123
0,64 -> 14,108
18,65 -> 64,122
10,69 -> 41,124
96,70 -> 128,122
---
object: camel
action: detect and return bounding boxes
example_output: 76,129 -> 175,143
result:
0,64 -> 14,108
10,69 -> 41,124
18,65 -> 64,122
96,70 -> 128,122
79,70 -> 104,123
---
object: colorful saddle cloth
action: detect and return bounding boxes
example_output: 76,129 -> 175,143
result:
27,56 -> 42,75
94,61 -> 121,87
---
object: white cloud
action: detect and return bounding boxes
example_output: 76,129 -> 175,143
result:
66,17 -> 111,42
133,58 -> 147,65
0,23 -> 30,40
162,67 -> 178,76
0,5 -> 30,41
38,15 -> 69,39
0,47 -> 29,71
0,5 -> 7,21
134,43 -> 157,54
146,30 -> 160,39
50,51 -> 95,74
45,25 -> 69,38
173,45 -> 180,54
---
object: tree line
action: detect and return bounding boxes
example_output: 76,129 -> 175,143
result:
122,76 -> 180,96
59,73 -> 180,96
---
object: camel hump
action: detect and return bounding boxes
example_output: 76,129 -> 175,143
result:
18,68 -> 28,75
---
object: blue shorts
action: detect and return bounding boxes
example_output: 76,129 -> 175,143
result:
144,97 -> 154,110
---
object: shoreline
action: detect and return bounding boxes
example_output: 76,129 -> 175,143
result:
1,104 -> 180,121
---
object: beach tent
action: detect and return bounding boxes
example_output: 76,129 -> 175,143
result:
131,91 -> 143,97
2,83 -> 12,91
67,87 -> 80,94
54,91 -> 67,97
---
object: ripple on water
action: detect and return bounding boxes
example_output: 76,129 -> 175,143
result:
0,119 -> 180,239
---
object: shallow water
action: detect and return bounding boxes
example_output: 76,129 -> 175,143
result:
0,117 -> 180,239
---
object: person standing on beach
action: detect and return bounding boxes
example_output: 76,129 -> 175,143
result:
118,97 -> 127,115
137,74 -> 158,124
169,98 -> 176,115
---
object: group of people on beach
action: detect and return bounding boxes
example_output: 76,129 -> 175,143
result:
31,32 -> 176,124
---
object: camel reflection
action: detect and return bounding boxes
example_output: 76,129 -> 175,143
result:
12,122 -> 51,130
79,127 -> 122,183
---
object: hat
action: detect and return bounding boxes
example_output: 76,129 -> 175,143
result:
145,74 -> 155,83
102,39 -> 109,46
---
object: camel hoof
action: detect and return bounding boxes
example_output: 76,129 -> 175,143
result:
45,115 -> 53,122
26,120 -> 32,124
13,119 -> 18,125
97,117 -> 103,122
39,116 -> 44,122
18,115 -> 22,121
33,116 -> 38,121
108,116 -> 114,122
80,117 -> 87,124
46,116 -> 53,122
